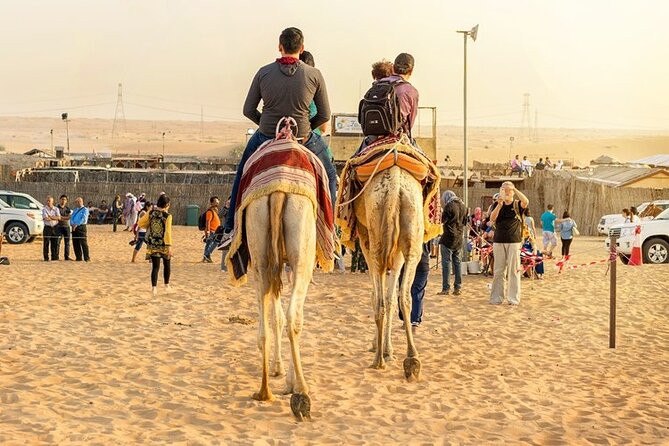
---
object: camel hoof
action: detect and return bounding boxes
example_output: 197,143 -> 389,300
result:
403,357 -> 421,382
370,360 -> 386,370
290,393 -> 311,421
252,388 -> 275,402
271,368 -> 286,378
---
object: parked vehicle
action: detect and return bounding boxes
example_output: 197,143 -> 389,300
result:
597,200 -> 669,235
0,190 -> 43,211
606,208 -> 669,264
0,197 -> 44,244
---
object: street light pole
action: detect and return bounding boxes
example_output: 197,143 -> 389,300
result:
61,112 -> 70,155
50,129 -> 54,156
457,24 -> 478,260
463,31 -> 468,211
456,24 -> 478,211
162,132 -> 166,169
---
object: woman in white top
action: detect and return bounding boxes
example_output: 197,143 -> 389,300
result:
630,206 -> 641,223
131,201 -> 150,262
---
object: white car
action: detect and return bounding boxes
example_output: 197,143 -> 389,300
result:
597,200 -> 669,235
0,197 -> 45,244
605,208 -> 669,264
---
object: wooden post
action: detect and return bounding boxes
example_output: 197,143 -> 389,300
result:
609,235 -> 617,348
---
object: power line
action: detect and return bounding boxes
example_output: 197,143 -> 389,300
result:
125,91 -> 241,112
124,101 -> 244,121
0,102 -> 115,116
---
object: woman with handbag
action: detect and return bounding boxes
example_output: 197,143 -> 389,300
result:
555,211 -> 578,259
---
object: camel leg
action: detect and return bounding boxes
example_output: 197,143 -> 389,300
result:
357,228 -> 378,354
282,195 -> 315,420
398,253 -> 421,382
383,254 -> 404,362
252,288 -> 275,401
247,197 -> 275,402
270,296 -> 286,377
370,268 -> 386,369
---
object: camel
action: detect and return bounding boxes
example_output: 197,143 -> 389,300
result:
246,191 -> 317,420
353,165 -> 424,380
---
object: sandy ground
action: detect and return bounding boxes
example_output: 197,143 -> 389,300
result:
1,116 -> 668,167
0,226 -> 668,444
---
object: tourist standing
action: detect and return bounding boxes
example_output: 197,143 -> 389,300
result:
489,181 -> 530,305
41,196 -> 60,261
138,194 -> 173,296
438,190 -> 467,296
399,243 -> 430,332
131,201 -> 150,263
540,204 -> 558,256
555,211 -> 578,258
630,206 -> 641,223
56,194 -> 73,261
111,194 -> 123,232
70,197 -> 90,262
123,193 -> 137,231
202,196 -> 221,263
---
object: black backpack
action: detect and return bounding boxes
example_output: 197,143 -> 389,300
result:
358,80 -> 406,137
198,209 -> 211,231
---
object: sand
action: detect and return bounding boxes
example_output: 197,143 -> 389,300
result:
2,116 -> 668,167
0,225 -> 667,444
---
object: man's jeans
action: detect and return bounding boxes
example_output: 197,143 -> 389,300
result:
224,130 -> 337,232
440,244 -> 462,291
56,225 -> 71,260
203,233 -> 218,259
398,243 -> 430,326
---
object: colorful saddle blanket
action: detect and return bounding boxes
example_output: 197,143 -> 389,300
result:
226,137 -> 335,286
335,135 -> 442,251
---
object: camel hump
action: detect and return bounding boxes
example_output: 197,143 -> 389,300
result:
268,191 -> 287,295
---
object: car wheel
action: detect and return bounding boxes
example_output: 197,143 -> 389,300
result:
643,238 -> 669,264
5,222 -> 29,244
618,254 -> 630,265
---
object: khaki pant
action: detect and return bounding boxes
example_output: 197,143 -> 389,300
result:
490,242 -> 521,305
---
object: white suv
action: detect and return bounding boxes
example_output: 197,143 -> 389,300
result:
605,208 -> 669,264
597,200 -> 669,235
0,197 -> 44,244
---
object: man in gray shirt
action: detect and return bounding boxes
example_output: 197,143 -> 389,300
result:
42,195 -> 61,261
220,27 -> 337,246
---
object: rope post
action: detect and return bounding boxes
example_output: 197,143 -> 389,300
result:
609,235 -> 617,349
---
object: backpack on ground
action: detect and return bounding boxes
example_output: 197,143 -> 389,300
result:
198,209 -> 212,231
358,80 -> 406,137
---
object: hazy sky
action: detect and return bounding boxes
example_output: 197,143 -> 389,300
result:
1,0 -> 667,130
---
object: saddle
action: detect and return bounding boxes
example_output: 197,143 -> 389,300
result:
355,150 -> 430,183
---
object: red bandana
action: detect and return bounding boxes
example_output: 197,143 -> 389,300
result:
276,56 -> 299,65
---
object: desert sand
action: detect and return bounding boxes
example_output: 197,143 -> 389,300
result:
0,225 -> 667,444
1,116 -> 668,167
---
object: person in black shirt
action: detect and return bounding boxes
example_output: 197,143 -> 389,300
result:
56,194 -> 73,261
489,181 -> 529,305
438,191 -> 467,296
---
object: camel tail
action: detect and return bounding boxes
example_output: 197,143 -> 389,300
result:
378,173 -> 401,272
267,191 -> 286,296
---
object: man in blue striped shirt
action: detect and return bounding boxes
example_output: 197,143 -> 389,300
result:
70,197 -> 90,262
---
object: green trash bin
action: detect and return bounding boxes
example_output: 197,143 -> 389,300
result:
186,205 -> 200,227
